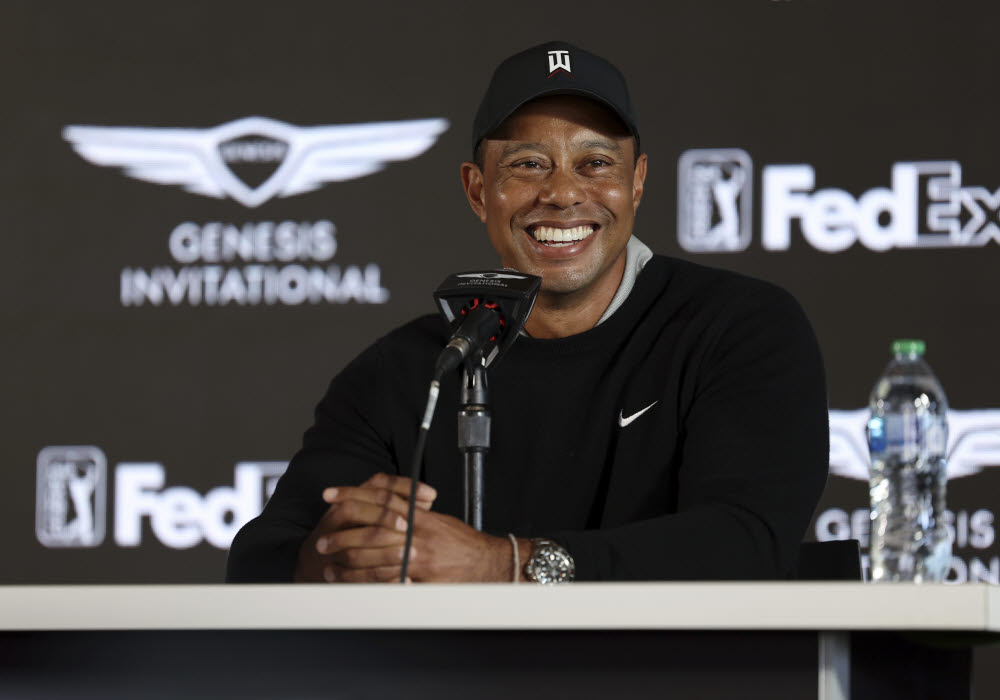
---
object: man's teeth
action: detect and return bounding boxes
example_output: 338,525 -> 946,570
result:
531,225 -> 596,245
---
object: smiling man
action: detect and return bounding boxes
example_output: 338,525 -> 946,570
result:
463,95 -> 645,338
227,42 -> 830,584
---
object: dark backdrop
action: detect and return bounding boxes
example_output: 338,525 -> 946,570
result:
4,1 -> 999,593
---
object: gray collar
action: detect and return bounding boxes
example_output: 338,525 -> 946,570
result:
596,236 -> 653,325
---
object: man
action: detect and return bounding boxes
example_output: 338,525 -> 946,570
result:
227,41 -> 829,584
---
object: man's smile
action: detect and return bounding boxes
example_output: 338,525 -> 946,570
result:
520,220 -> 602,260
526,223 -> 598,247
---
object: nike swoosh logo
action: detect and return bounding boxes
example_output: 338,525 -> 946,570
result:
618,401 -> 658,427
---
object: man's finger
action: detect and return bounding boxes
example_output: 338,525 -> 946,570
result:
323,486 -> 412,518
360,472 -> 437,502
310,495 -> 431,544
329,499 -> 410,532
327,564 -> 403,583
330,545 -> 415,569
317,526 -> 406,554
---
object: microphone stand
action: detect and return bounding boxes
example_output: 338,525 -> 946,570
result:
457,360 -> 489,531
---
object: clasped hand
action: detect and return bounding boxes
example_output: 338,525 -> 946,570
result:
294,473 -> 512,583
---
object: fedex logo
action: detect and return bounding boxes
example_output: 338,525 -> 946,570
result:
678,149 -> 1000,253
764,161 -> 1000,252
36,446 -> 286,550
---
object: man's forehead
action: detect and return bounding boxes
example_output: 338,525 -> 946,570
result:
488,95 -> 632,144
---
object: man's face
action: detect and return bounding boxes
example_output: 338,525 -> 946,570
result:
462,96 -> 647,299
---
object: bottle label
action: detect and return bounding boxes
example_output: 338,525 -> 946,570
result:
867,416 -> 886,453
868,412 -> 947,457
883,413 -> 913,447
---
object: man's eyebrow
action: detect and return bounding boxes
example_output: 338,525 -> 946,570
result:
496,138 -> 624,160
498,143 -> 549,159
577,138 -> 623,153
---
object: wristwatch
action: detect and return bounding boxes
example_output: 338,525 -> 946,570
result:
524,538 -> 575,584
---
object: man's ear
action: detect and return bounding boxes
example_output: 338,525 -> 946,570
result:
461,161 -> 487,223
632,153 -> 648,213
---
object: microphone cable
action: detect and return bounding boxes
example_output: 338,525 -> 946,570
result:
399,303 -> 501,583
399,377 -> 441,583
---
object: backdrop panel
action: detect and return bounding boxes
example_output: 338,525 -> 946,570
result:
2,1 -> 998,591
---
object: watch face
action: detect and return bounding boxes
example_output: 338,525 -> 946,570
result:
529,541 -> 575,584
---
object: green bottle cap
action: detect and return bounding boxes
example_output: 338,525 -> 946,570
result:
891,339 -> 926,356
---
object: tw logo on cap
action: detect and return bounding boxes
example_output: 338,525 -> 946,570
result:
547,50 -> 571,77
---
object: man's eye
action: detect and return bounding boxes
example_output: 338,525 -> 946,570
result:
587,159 -> 611,168
515,160 -> 541,169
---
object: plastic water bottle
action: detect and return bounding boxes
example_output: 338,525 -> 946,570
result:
866,339 -> 951,583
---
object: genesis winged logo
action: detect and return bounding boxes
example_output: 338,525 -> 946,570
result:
828,408 -> 1000,481
63,116 -> 449,208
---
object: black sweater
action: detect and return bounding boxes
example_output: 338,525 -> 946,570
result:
227,255 -> 829,582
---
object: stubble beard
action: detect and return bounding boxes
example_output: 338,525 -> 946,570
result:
530,245 -> 627,307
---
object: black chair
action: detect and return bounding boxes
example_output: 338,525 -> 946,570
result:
789,539 -> 864,580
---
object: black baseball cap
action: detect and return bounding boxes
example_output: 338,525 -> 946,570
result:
471,41 -> 640,157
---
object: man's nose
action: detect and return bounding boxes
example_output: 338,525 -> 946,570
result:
537,166 -> 586,208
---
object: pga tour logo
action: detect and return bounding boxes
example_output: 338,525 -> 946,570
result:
36,446 -> 107,547
677,149 -> 753,252
63,116 -> 449,208
35,446 -> 286,549
678,149 -> 1000,253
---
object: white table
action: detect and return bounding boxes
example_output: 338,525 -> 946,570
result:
1,583 -> 996,699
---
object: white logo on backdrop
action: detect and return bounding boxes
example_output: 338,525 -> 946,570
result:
764,161 -> 1000,252
34,447 -> 287,550
547,50 -> 571,75
63,116 -> 449,208
828,408 -> 1000,481
36,446 -> 106,548
677,149 -> 753,252
119,219 -> 392,308
677,151 -> 1000,252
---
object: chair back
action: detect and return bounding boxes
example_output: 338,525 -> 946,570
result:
789,540 -> 863,580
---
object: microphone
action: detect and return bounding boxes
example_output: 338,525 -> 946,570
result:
399,269 -> 542,583
432,270 -> 542,378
